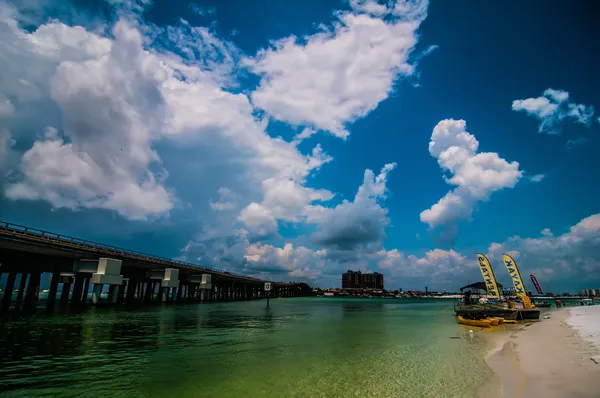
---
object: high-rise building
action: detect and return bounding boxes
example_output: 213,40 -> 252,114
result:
341,270 -> 384,290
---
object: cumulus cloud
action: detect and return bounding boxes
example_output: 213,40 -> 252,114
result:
3,20 -> 176,219
375,248 -> 474,288
179,162 -> 399,282
246,0 -> 429,139
1,3 -> 333,225
420,119 -> 522,237
486,213 -> 600,291
512,88 -> 595,134
311,163 -> 396,253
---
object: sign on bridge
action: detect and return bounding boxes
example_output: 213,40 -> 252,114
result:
264,282 -> 272,292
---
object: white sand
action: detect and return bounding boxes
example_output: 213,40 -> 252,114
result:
486,308 -> 600,398
567,305 -> 600,352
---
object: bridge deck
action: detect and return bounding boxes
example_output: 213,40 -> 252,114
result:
0,221 -> 263,283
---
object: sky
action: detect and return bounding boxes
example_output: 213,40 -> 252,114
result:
0,0 -> 599,293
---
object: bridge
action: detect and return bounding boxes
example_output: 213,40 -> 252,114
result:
0,221 -> 313,313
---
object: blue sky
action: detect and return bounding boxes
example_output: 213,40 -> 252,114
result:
0,0 -> 599,292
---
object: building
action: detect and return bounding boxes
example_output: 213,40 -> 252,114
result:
341,270 -> 384,290
579,289 -> 600,297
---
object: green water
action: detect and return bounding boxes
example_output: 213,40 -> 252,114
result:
0,298 -> 500,397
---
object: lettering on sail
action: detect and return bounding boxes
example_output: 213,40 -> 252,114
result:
478,256 -> 497,296
505,260 -> 524,294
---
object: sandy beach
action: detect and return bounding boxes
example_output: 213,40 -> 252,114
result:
487,306 -> 600,398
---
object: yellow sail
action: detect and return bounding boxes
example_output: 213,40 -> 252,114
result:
502,253 -> 535,309
476,254 -> 501,298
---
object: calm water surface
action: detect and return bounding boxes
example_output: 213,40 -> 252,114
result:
0,298 -> 501,397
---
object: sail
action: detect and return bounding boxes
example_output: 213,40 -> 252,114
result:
530,274 -> 544,294
502,253 -> 534,308
476,253 -> 501,298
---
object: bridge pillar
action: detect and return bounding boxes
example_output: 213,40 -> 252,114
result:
161,269 -> 179,302
89,258 -> 124,305
116,280 -> 126,304
144,281 -> 153,302
0,271 -> 17,313
82,277 -> 91,304
71,274 -> 86,306
23,271 -> 40,310
176,284 -> 183,302
46,270 -> 61,310
59,275 -> 73,308
125,279 -> 137,304
91,284 -> 102,304
14,273 -> 28,311
108,285 -> 118,304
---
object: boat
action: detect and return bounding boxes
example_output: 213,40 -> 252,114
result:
488,317 -> 500,326
533,301 -> 551,307
457,315 -> 492,327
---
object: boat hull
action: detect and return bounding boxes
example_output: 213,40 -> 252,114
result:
457,316 -> 492,327
456,308 -> 540,320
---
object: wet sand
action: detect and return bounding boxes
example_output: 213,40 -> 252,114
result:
486,308 -> 600,398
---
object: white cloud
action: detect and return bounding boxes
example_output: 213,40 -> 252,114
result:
1,5 -> 335,225
246,0 -> 429,139
512,88 -> 595,134
238,202 -> 278,238
420,119 -> 522,236
209,187 -> 238,212
0,94 -> 14,118
310,163 -> 396,252
179,162 -> 398,282
529,173 -> 545,183
4,20 -> 175,220
376,248 -> 472,280
244,242 -> 326,279
486,213 -> 600,288
0,130 -> 16,170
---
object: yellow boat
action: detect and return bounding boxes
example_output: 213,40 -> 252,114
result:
488,317 -> 500,326
503,320 -> 517,324
457,315 -> 492,327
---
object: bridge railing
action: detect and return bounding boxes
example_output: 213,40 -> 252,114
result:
0,221 -> 265,282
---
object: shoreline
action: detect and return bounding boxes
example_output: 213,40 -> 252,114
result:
486,307 -> 600,398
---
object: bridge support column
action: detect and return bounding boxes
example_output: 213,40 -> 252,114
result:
23,271 -> 40,310
81,277 -> 91,304
91,284 -> 102,304
144,281 -> 154,302
71,274 -> 86,306
126,279 -> 137,304
59,276 -> 73,308
176,284 -> 183,302
46,270 -> 61,310
14,273 -> 28,311
108,285 -> 118,304
87,258 -> 123,305
0,272 -> 17,313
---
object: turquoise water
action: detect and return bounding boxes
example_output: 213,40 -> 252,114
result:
0,298 -> 500,397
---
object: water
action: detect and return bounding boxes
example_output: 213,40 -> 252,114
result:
0,298 -> 500,397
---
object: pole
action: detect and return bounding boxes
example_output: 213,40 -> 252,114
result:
267,292 -> 270,308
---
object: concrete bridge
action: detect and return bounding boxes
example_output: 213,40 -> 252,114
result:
0,221 -> 313,313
